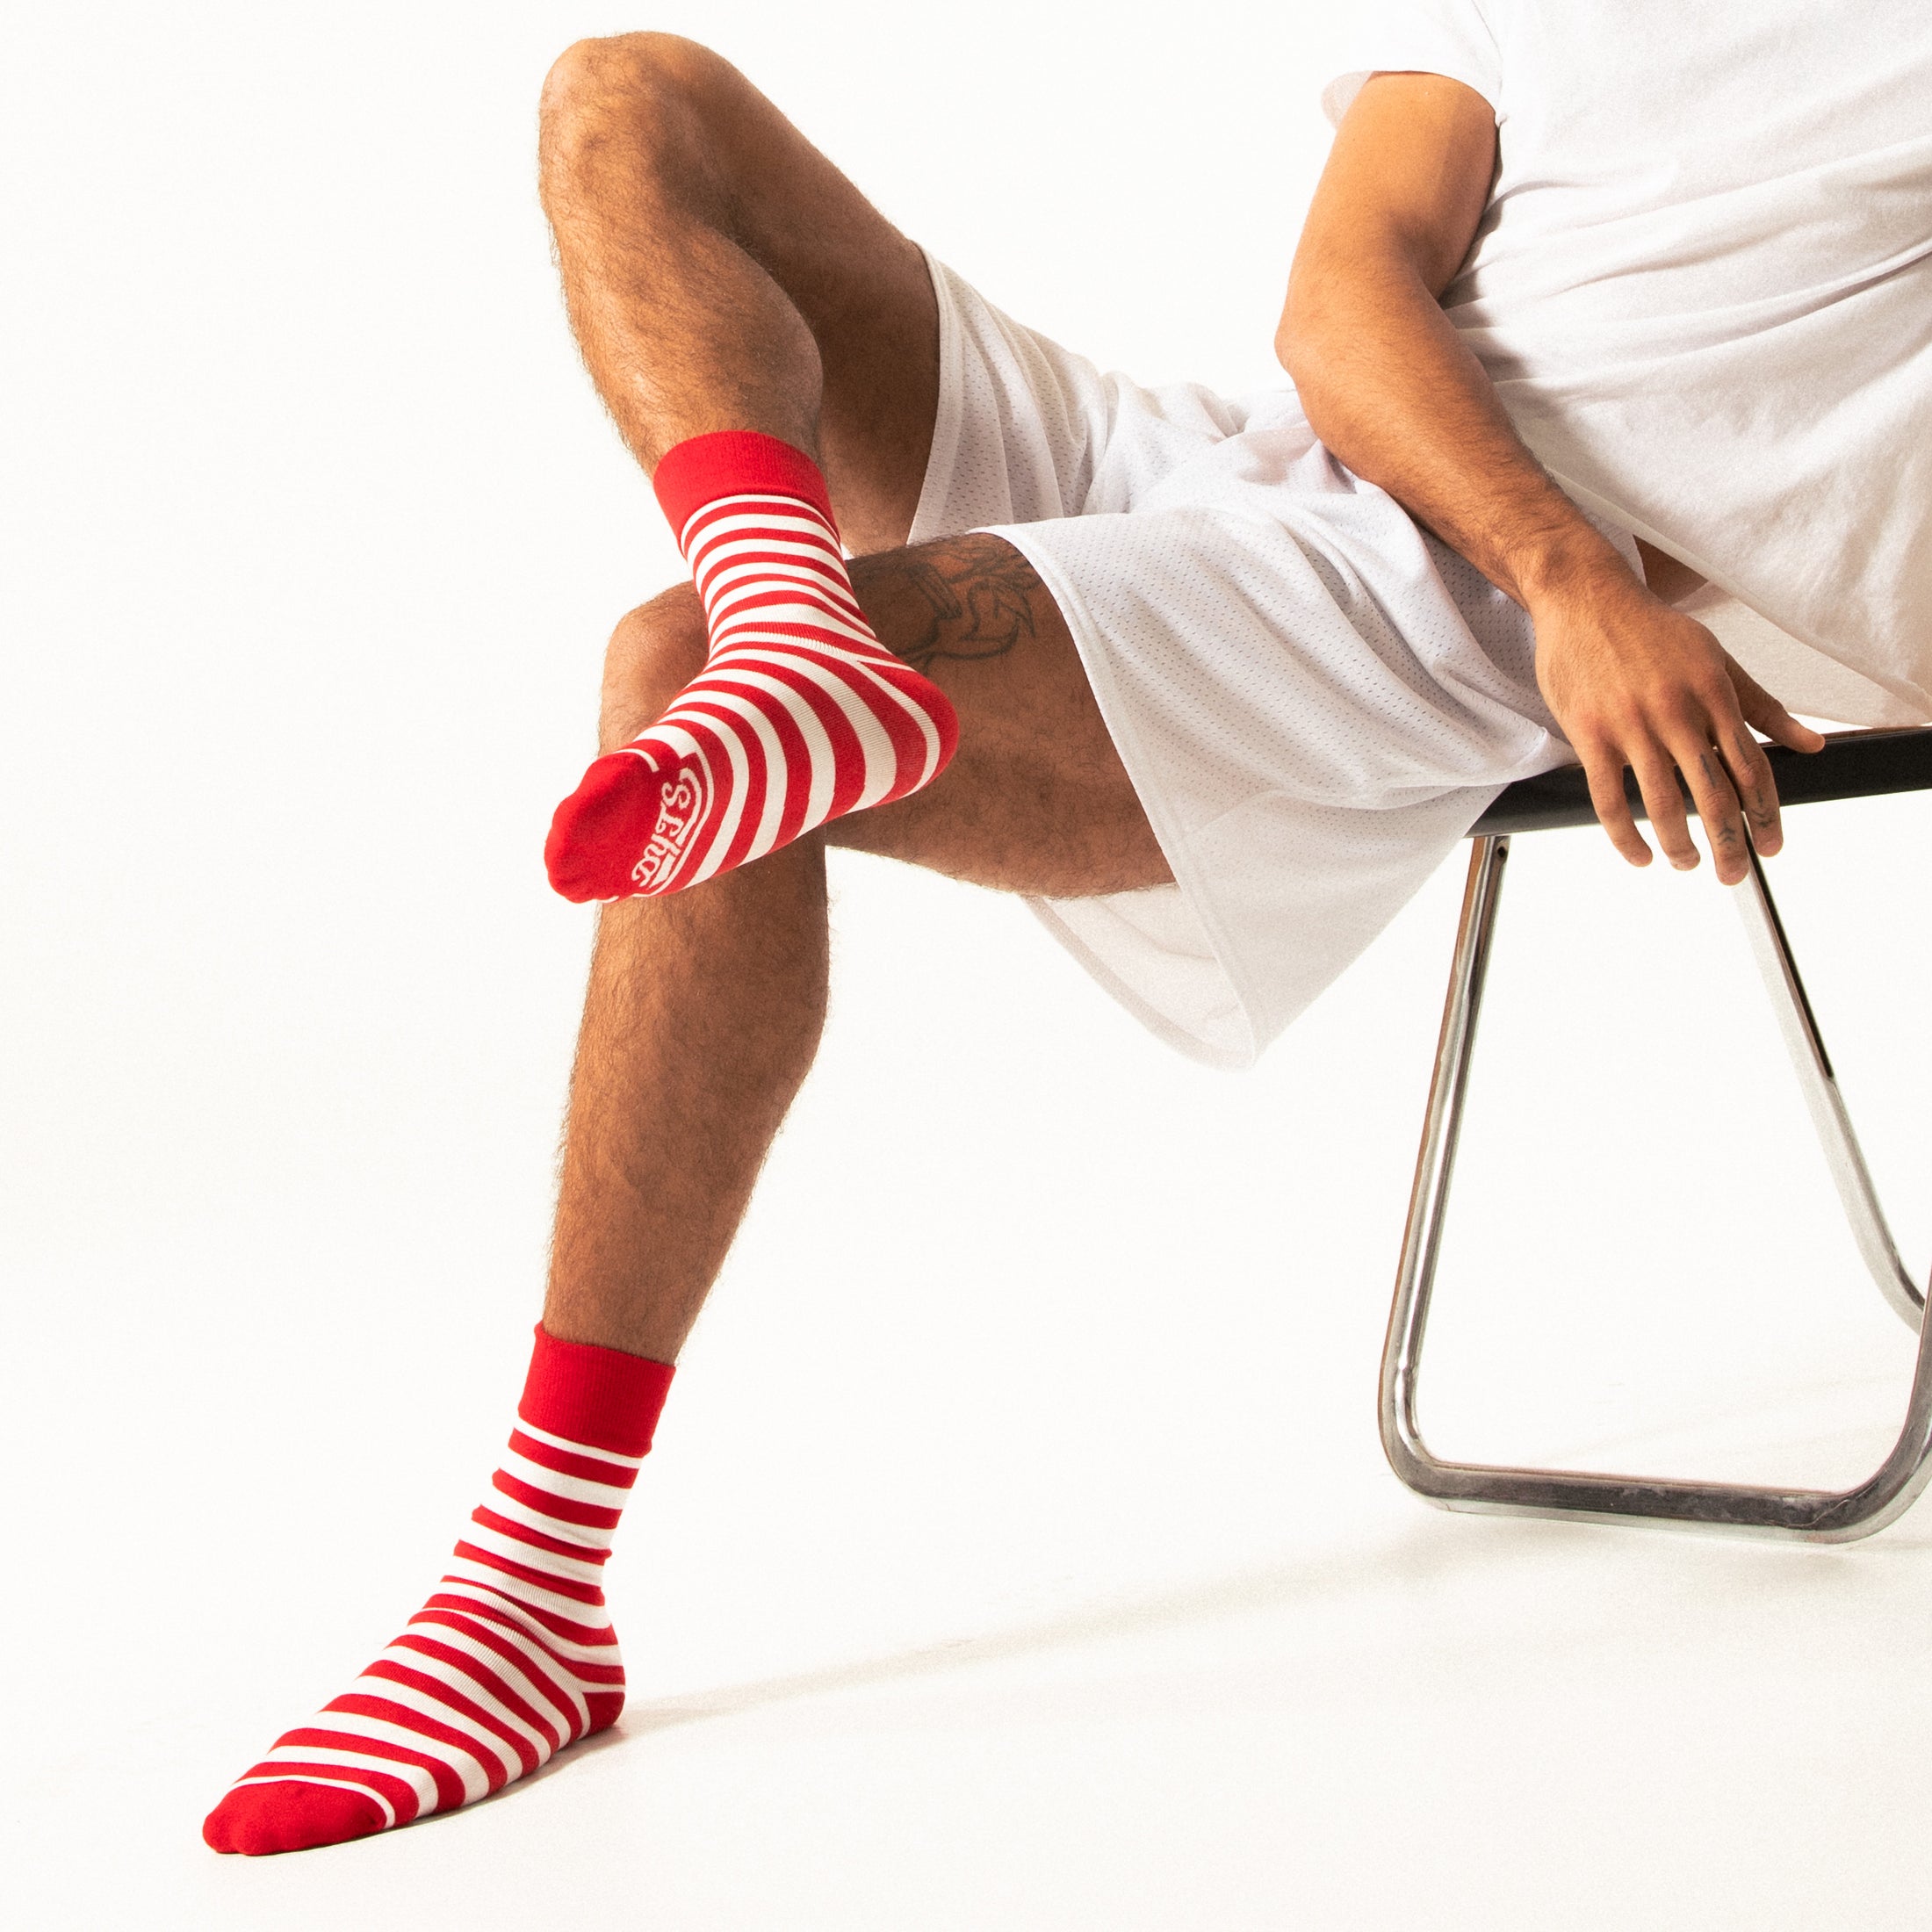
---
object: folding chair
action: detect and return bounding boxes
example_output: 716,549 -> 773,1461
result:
1381,726 -> 1932,1542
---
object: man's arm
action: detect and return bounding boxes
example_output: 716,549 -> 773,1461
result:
1279,73 -> 1822,884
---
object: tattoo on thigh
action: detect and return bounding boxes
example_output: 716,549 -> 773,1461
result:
885,543 -> 1041,674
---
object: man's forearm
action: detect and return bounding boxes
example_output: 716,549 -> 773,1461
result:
1283,69 -> 1821,883
1280,250 -> 1635,617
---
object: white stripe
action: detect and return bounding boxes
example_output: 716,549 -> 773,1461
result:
680,668 -> 836,867
787,640 -> 945,786
693,544 -> 846,609
343,1671 -> 521,1782
694,549 -> 847,613
685,494 -> 835,530
660,684 -> 795,881
610,719 -> 739,893
461,1517 -> 609,1588
691,523 -> 842,571
258,1745 -> 441,1818
377,1641 -> 554,1763
483,1486 -> 616,1553
512,1418 -> 645,1470
709,602 -> 880,652
227,1774 -> 396,1831
723,649 -> 902,810
660,699 -> 753,883
699,544 -> 850,595
841,650 -> 946,786
681,501 -> 838,552
306,1712 -> 491,1805
498,1446 -> 632,1510
438,1557 -> 614,1654
414,1590 -> 593,1734
700,556 -> 861,624
707,588 -> 867,645
428,1577 -> 625,1668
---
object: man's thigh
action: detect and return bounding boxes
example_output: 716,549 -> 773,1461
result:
645,35 -> 941,553
832,535 -> 1171,898
602,532 -> 1171,901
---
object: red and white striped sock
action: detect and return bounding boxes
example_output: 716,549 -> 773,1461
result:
544,430 -> 959,902
202,1327 -> 674,1856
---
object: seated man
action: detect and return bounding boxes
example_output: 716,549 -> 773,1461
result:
1286,0 -> 1932,879
202,2 -> 1927,1855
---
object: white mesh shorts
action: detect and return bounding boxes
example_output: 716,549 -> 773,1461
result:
906,249 -> 1604,1068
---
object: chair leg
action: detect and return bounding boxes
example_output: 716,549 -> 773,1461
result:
1378,837 -> 1932,1543
1732,844 -> 1921,1329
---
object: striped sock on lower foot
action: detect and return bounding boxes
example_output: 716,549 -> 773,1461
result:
202,1328 -> 674,1856
544,430 -> 959,902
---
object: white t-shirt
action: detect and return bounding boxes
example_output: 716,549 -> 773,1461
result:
1326,0 -> 1932,724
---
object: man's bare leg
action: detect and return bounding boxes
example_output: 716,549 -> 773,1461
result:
205,38 -> 1166,1855
537,30 -> 939,549
534,29 -> 940,1353
544,535 -> 1170,1363
536,32 -> 970,901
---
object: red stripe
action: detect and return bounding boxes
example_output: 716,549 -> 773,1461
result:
451,1597 -> 622,1690
505,1431 -> 642,1491
685,511 -> 842,564
693,543 -> 854,617
493,1468 -> 622,1531
418,1609 -> 585,1741
451,1538 -> 606,1607
471,1503 -> 610,1565
391,1628 -> 567,1753
423,1582 -> 612,1648
362,1657 -> 540,1777
651,694 -> 776,883
326,1691 -> 514,1794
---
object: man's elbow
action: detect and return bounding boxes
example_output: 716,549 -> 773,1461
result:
1274,269 -> 1334,394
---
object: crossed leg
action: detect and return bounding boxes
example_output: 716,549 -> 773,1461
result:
537,32 -> 1168,1359
204,32 -> 1166,1855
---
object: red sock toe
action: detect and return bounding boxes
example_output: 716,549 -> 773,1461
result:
543,431 -> 956,903
204,1780 -> 388,1856
544,753 -> 668,902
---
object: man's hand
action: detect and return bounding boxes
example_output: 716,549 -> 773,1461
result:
1281,71 -> 1826,882
1527,552 -> 1826,884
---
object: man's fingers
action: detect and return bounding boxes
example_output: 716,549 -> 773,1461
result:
1713,723 -> 1782,854
1675,731 -> 1751,883
1630,748 -> 1699,869
1730,662 -> 1827,754
1580,743 -> 1652,868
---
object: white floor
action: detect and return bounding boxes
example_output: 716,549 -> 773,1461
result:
11,5 -> 1932,1922
13,815 -> 1932,1930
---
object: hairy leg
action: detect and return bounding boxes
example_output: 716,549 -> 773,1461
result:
543,536 -> 1169,1359
537,30 -> 939,551
537,33 -> 1162,1352
537,32 -> 966,898
205,51 -> 1157,1859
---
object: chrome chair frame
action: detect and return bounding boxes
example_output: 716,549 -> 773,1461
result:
1381,727 -> 1932,1542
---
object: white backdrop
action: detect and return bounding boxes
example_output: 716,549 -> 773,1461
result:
9,4 -> 1932,1927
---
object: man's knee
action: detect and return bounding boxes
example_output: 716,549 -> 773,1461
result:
597,585 -> 706,755
539,31 -> 729,159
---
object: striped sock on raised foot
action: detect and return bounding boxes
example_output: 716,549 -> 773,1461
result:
543,430 -> 959,902
202,1327 -> 674,1856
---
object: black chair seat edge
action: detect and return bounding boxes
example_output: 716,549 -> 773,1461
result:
1471,725 -> 1932,837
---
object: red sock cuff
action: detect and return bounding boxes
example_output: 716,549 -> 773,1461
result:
519,1323 -> 675,1459
652,429 -> 836,537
